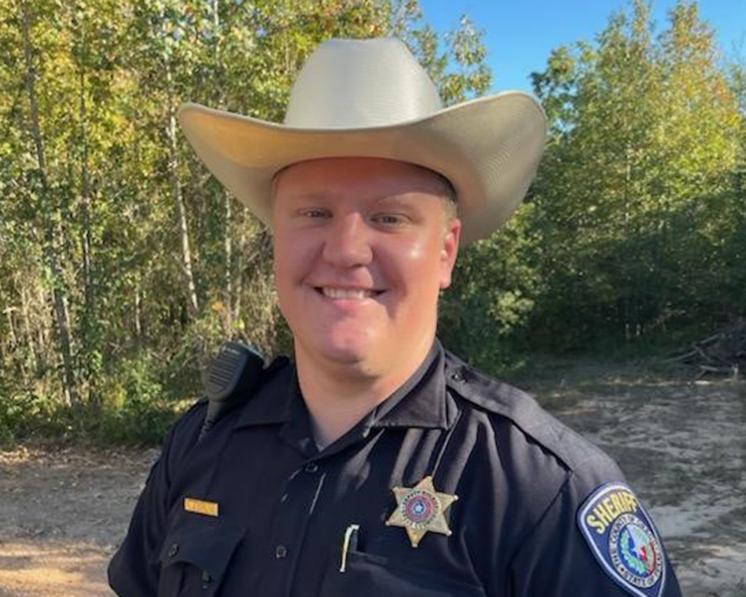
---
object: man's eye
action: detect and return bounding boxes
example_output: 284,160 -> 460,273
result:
372,213 -> 407,226
299,208 -> 330,218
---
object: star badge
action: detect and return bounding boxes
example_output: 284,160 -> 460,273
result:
385,476 -> 459,548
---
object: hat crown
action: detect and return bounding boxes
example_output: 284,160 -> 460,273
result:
284,38 -> 443,129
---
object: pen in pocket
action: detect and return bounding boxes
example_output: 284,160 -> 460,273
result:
339,524 -> 360,572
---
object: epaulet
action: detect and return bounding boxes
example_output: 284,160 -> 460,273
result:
443,351 -> 613,474
237,354 -> 290,405
444,350 -> 542,420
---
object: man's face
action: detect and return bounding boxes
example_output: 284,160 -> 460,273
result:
272,157 -> 461,377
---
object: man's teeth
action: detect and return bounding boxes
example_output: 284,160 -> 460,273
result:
322,287 -> 376,300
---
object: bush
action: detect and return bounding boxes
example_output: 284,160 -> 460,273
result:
95,353 -> 184,444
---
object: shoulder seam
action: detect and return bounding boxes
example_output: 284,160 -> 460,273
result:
506,469 -> 575,569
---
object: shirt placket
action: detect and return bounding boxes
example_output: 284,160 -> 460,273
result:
260,455 -> 327,597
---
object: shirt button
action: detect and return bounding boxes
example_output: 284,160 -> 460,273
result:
304,462 -> 319,473
201,571 -> 212,586
275,544 -> 288,559
167,543 -> 179,557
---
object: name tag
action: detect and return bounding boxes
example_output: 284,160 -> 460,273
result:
184,497 -> 219,517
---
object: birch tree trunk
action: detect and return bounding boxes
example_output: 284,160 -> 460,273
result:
78,57 -> 94,339
165,61 -> 199,320
75,19 -> 100,406
20,1 -> 79,407
19,285 -> 39,374
223,191 -> 233,332
211,0 -> 234,335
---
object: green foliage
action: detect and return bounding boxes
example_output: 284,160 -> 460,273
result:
521,0 -> 743,351
0,387 -> 67,446
0,352 -> 181,446
439,211 -> 539,375
96,354 -> 179,444
439,0 -> 744,371
0,0 -> 491,444
2,0 -> 744,445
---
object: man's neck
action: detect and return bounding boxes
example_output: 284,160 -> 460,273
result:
295,336 -> 434,449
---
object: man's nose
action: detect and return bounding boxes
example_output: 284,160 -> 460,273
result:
321,213 -> 373,268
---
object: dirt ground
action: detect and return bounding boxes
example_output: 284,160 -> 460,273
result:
543,374 -> 746,597
1,370 -> 745,596
0,446 -> 158,596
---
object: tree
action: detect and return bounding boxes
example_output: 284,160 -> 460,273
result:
0,0 -> 495,441
526,0 -> 742,350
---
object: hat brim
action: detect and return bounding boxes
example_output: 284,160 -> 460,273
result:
178,92 -> 546,244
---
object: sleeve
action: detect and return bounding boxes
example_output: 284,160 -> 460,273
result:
507,469 -> 682,597
107,406 -> 202,596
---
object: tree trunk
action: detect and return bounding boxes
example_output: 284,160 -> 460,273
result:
166,63 -> 199,320
35,284 -> 49,370
78,55 -> 95,339
19,284 -> 39,375
223,191 -> 233,333
20,1 -> 79,407
134,276 -> 142,341
233,209 -> 249,323
4,308 -> 18,359
212,0 -> 234,335
76,25 -> 99,405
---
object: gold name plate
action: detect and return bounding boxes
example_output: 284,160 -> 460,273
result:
184,497 -> 219,517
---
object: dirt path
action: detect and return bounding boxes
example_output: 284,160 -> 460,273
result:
546,376 -> 746,596
1,375 -> 745,596
0,447 -> 158,596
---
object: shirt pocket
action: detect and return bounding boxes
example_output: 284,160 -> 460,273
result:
320,548 -> 487,597
157,524 -> 243,596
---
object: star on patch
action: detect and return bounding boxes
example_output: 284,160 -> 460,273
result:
385,475 -> 458,548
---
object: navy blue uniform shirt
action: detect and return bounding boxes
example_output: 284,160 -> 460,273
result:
108,342 -> 682,596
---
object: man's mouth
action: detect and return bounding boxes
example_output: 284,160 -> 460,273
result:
317,287 -> 382,300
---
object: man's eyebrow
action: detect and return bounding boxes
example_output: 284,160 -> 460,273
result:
283,190 -> 342,203
375,190 -> 451,206
371,195 -> 423,208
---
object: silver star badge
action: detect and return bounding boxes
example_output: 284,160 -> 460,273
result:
385,476 -> 459,548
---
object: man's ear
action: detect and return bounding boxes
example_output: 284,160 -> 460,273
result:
439,218 -> 461,290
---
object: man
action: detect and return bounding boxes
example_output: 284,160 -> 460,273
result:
109,38 -> 682,596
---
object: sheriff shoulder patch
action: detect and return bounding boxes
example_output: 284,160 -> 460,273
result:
577,483 -> 666,597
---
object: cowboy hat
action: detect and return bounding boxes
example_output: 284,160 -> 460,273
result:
178,37 -> 546,244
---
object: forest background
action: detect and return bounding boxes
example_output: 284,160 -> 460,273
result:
0,0 -> 744,444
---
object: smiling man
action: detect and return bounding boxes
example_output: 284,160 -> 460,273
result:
109,38 -> 682,597
272,158 -> 460,448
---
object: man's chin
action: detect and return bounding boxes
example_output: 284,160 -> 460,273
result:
320,344 -> 369,366
310,341 -> 381,374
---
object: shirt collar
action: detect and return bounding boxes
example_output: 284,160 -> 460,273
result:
367,339 -> 454,430
234,339 -> 455,432
234,362 -> 296,429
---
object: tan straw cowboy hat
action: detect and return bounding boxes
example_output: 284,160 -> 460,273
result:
178,37 -> 546,244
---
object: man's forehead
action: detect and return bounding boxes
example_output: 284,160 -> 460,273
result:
273,157 -> 456,200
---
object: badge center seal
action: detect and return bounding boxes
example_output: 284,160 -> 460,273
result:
609,513 -> 662,588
